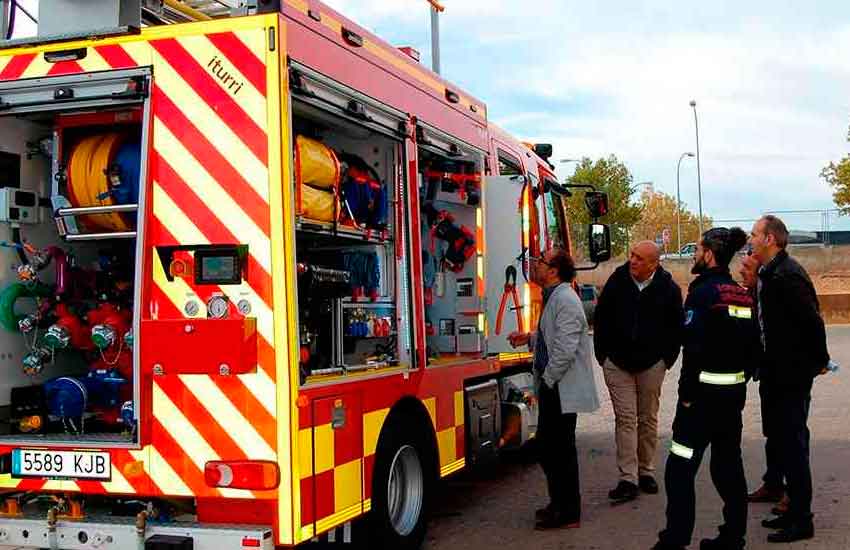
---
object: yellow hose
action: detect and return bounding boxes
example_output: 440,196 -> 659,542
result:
67,133 -> 130,232
163,0 -> 213,21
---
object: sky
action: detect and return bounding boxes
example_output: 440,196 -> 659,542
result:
9,0 -> 850,231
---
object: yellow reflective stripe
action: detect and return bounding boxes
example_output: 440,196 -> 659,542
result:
670,441 -> 694,459
728,305 -> 752,319
699,371 -> 746,385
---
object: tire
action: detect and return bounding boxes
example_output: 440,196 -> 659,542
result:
369,412 -> 436,550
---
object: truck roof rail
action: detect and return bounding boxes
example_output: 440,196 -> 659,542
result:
142,0 -> 278,24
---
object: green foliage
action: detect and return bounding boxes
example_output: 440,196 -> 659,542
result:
632,189 -> 712,253
821,129 -> 850,215
564,156 -> 643,258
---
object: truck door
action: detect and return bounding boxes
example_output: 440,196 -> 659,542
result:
483,175 -> 527,354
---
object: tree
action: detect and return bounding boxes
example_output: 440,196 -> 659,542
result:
631,189 -> 712,254
564,156 -> 643,259
821,127 -> 850,215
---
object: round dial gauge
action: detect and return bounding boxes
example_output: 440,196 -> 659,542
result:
207,296 -> 229,319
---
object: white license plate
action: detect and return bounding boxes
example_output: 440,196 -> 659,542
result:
12,449 -> 111,480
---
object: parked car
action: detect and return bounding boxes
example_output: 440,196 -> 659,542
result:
579,284 -> 599,325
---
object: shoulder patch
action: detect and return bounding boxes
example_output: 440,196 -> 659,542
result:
685,310 -> 694,325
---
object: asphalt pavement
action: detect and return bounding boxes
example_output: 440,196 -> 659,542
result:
422,325 -> 850,550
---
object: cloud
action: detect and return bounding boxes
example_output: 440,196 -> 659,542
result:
12,0 -> 850,229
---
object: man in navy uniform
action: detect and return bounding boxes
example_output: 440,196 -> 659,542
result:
653,227 -> 758,550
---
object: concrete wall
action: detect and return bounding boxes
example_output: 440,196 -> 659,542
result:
820,294 -> 850,325
577,245 -> 850,324
579,244 -> 850,291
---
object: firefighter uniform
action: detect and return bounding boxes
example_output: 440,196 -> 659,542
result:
657,267 -> 758,549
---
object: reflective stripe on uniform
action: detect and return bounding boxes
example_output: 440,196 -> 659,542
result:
699,371 -> 746,385
670,440 -> 694,459
728,305 -> 752,319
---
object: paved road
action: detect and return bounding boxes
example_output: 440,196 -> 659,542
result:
422,325 -> 850,550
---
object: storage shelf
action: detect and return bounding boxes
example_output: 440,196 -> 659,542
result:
343,333 -> 397,339
296,218 -> 393,244
342,301 -> 395,308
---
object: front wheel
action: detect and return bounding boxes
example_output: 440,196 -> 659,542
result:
369,414 -> 436,549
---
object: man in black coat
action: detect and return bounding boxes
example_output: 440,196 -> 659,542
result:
594,241 -> 684,503
749,215 -> 830,543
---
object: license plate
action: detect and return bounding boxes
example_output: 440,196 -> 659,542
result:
12,449 -> 111,480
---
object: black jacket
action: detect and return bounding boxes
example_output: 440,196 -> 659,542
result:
679,267 -> 759,406
757,250 -> 829,394
594,262 -> 683,373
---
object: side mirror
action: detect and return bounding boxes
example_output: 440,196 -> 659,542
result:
585,191 -> 609,219
533,143 -> 553,160
544,180 -> 572,197
588,223 -> 612,263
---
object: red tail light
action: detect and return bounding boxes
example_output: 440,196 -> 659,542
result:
204,460 -> 280,490
241,537 -> 261,548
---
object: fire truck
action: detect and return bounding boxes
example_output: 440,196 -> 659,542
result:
0,1 -> 610,548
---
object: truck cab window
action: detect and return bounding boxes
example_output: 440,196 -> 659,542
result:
543,178 -> 567,250
497,150 -> 523,176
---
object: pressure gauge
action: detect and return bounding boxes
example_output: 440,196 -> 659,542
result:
184,300 -> 200,317
44,325 -> 71,349
207,296 -> 229,319
91,324 -> 117,350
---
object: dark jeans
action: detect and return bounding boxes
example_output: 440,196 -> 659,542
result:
659,401 -> 747,547
537,383 -> 580,519
770,390 -> 813,521
760,384 -> 785,490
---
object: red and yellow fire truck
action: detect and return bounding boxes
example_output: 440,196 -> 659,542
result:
0,1 -> 609,548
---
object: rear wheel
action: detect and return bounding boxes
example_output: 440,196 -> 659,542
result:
370,413 -> 436,549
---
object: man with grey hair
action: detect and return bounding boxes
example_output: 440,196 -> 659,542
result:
749,215 -> 829,543
594,241 -> 684,503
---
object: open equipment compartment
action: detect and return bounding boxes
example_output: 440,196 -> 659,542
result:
290,64 -> 413,383
416,124 -> 486,362
0,68 -> 150,445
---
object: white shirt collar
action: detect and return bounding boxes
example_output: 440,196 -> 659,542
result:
632,270 -> 656,291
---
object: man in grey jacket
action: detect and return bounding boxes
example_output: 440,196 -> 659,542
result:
509,248 -> 600,530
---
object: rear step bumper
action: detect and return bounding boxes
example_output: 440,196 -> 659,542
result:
0,515 -> 273,550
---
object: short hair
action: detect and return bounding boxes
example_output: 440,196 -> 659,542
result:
760,215 -> 789,249
549,248 -> 576,282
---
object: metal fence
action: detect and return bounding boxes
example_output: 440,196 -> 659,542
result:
713,209 -> 849,246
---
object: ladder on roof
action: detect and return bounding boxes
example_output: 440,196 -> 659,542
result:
142,0 -> 266,24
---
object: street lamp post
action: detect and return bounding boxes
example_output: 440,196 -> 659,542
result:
689,100 -> 704,236
636,180 -> 654,192
676,152 -> 695,255
426,0 -> 445,74
559,158 -> 580,181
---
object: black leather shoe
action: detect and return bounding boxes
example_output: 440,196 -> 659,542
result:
748,483 -> 784,503
639,475 -> 659,494
700,535 -> 745,550
534,512 -> 580,531
767,522 -> 814,543
608,480 -> 639,503
651,542 -> 686,550
762,515 -> 792,530
535,505 -> 553,521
